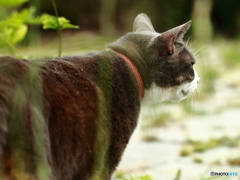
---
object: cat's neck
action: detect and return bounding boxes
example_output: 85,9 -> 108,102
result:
107,34 -> 153,90
107,48 -> 144,99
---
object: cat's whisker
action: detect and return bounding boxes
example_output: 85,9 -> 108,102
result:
191,93 -> 196,113
194,50 -> 209,59
189,92 -> 197,116
185,37 -> 192,48
192,45 -> 209,58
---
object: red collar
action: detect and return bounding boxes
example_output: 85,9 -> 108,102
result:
107,49 -> 144,99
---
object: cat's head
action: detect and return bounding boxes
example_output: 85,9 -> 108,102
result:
108,13 -> 200,103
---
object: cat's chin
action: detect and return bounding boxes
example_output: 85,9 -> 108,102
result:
142,83 -> 184,104
141,82 -> 196,104
142,70 -> 199,104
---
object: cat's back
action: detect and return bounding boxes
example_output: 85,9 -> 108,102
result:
41,53 -> 106,180
41,51 -> 140,180
0,54 -> 102,180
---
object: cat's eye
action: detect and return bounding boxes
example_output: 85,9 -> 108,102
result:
175,42 -> 184,48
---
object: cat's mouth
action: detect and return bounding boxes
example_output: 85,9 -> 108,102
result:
182,89 -> 189,96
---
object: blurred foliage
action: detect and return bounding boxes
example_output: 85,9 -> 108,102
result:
193,157 -> 203,164
115,174 -> 157,180
145,111 -> 172,128
39,0 -> 240,38
0,0 -> 28,7
199,62 -> 219,95
0,7 -> 39,47
0,0 -> 78,56
192,0 -> 213,44
227,157 -> 240,166
221,41 -> 240,68
180,136 -> 240,156
114,170 -> 182,180
41,14 -> 79,30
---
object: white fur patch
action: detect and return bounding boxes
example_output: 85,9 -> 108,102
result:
142,69 -> 200,104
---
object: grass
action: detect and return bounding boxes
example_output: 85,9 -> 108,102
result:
180,145 -> 194,156
197,61 -> 219,97
114,169 -> 182,180
143,111 -> 172,129
227,157 -> 240,166
140,104 -> 177,142
114,174 -> 157,180
180,136 -> 240,166
180,136 -> 240,155
142,134 -> 159,142
220,40 -> 240,68
193,156 -> 203,164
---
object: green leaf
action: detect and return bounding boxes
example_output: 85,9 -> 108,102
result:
58,17 -> 79,30
0,8 -> 35,46
17,7 -> 41,24
0,7 -> 40,27
9,24 -> 27,44
0,23 -> 27,46
0,0 -> 28,7
40,14 -> 58,30
40,14 -> 79,30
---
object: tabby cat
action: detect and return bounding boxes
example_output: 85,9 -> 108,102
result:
0,13 -> 199,180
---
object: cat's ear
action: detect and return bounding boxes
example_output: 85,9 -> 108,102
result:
133,13 -> 156,33
161,21 -> 192,54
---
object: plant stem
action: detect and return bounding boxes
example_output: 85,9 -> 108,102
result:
57,29 -> 62,57
0,35 -> 23,58
51,0 -> 62,56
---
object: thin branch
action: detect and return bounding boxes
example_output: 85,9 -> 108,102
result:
51,0 -> 62,57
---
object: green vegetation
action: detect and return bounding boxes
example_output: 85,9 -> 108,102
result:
144,111 -> 172,129
115,174 -> 157,180
0,6 -> 38,55
0,0 -> 78,57
180,136 -> 239,155
173,169 -> 181,180
114,169 -> 182,180
227,157 -> 240,166
198,62 -> 219,96
179,136 -> 240,166
221,41 -> 240,68
141,134 -> 159,142
193,156 -> 203,164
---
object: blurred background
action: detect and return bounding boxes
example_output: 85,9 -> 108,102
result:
0,0 -> 240,179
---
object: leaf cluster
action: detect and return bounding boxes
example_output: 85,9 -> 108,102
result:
0,7 -> 38,47
0,0 -> 78,54
41,14 -> 79,30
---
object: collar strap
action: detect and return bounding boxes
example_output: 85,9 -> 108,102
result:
107,49 -> 144,99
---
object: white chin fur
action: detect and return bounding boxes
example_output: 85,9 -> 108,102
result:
142,69 -> 200,104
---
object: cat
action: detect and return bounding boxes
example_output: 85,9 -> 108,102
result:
0,13 -> 199,180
